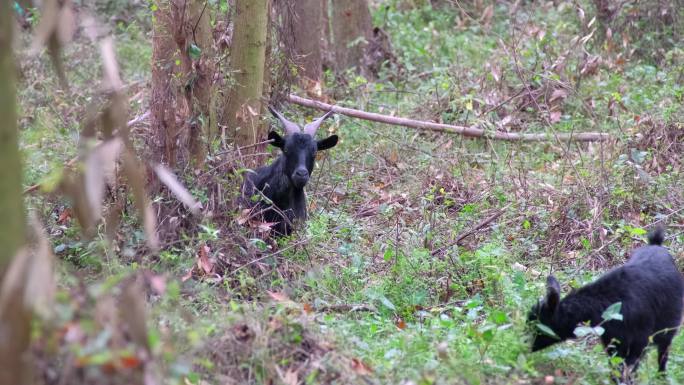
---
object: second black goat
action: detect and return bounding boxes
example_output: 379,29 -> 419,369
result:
241,107 -> 338,236
528,228 -> 683,377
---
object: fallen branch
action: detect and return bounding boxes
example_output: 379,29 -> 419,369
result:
431,205 -> 509,256
316,304 -> 378,313
287,94 -> 611,142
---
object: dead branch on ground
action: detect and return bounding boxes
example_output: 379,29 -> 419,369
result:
287,94 -> 611,142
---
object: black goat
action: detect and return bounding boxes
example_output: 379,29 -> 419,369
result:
240,107 -> 338,236
528,228 -> 683,377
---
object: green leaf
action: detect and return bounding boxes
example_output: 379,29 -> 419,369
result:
379,295 -> 396,311
573,326 -> 594,337
602,302 -> 623,321
188,43 -> 202,60
574,325 -> 605,337
536,323 -> 559,339
383,248 -> 394,261
489,310 -> 508,325
481,328 -> 495,343
630,148 -> 647,165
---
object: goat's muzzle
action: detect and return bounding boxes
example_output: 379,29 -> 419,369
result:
292,168 -> 309,188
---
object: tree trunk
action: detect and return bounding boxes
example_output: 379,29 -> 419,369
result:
284,0 -> 323,82
191,0 -> 218,144
223,0 -> 269,151
151,0 -> 216,168
150,2 -> 180,167
0,3 -> 30,383
321,0 -> 333,71
331,0 -> 372,73
261,0 -> 273,141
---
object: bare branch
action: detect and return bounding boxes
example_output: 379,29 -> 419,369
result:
287,94 -> 611,143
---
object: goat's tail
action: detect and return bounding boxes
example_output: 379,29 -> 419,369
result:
648,226 -> 665,246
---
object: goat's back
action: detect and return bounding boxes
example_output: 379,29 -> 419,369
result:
580,245 -> 683,337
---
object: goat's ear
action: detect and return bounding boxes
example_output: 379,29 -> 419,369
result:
316,135 -> 338,151
268,131 -> 285,148
544,275 -> 561,312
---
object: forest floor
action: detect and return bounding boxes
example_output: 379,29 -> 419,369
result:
18,1 -> 684,385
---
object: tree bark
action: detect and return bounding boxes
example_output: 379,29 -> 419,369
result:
151,0 -> 216,168
0,3 -> 30,383
191,0 -> 218,144
320,0 -> 333,71
331,0 -> 372,72
223,0 -> 269,151
150,2 -> 180,167
284,0 -> 323,82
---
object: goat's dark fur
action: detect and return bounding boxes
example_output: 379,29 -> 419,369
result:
528,227 -> 683,376
240,108 -> 338,236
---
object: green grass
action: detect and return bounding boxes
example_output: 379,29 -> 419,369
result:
16,1 -> 684,384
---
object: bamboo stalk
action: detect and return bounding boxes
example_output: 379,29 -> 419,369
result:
287,94 -> 611,142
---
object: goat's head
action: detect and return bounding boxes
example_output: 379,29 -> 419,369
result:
268,107 -> 338,189
527,275 -> 562,351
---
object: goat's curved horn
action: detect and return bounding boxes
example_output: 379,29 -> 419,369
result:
268,106 -> 300,135
303,110 -> 334,136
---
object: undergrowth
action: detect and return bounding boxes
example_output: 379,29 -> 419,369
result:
17,1 -> 684,384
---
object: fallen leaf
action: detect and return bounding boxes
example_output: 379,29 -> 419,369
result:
303,303 -> 313,314
267,290 -> 290,302
102,361 -> 117,374
232,324 -> 254,342
283,369 -> 298,385
181,269 -> 193,282
119,353 -> 142,369
57,208 -> 72,224
148,274 -> 166,295
480,4 -> 494,26
237,208 -> 251,225
490,65 -> 501,83
580,54 -> 600,76
549,88 -> 568,103
395,318 -> 407,330
549,110 -> 562,123
197,245 -> 213,275
350,358 -> 374,376
256,221 -> 277,233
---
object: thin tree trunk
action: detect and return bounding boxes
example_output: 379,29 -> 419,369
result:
285,0 -> 323,82
191,0 -> 218,144
260,0 -> 273,144
223,0 -> 269,151
151,0 -> 215,167
331,0 -> 372,72
321,0 -> 333,71
150,2 -> 179,167
0,3 -> 30,383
